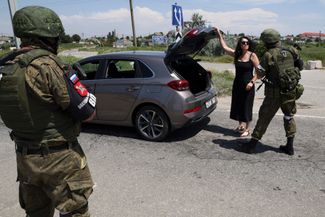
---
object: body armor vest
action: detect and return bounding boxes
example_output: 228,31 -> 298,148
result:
0,49 -> 79,144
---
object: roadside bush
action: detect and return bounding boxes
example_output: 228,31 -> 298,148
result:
211,69 -> 234,96
0,42 -> 11,50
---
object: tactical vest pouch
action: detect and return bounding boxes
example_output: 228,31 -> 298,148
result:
295,83 -> 304,100
279,67 -> 301,93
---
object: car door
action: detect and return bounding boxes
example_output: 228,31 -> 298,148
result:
78,58 -> 107,121
94,59 -> 143,121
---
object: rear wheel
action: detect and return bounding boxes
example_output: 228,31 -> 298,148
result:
135,105 -> 170,141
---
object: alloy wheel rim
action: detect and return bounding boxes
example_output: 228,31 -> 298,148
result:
138,110 -> 164,139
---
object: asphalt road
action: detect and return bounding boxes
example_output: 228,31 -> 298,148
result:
0,68 -> 324,217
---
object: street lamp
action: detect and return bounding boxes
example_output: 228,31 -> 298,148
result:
129,0 -> 137,47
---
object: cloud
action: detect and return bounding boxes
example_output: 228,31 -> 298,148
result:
60,6 -> 170,37
239,0 -> 285,4
183,8 -> 279,35
59,6 -> 285,37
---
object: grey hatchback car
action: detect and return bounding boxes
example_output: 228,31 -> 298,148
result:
77,27 -> 218,141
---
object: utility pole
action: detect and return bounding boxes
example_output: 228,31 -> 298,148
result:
320,30 -> 322,46
129,0 -> 137,47
7,0 -> 20,48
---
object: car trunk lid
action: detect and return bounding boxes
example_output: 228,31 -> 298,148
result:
165,27 -> 216,61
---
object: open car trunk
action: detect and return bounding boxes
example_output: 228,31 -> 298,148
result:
165,27 -> 216,95
169,57 -> 210,95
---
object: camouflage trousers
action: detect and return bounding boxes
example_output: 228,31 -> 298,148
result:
252,93 -> 297,140
16,141 -> 93,217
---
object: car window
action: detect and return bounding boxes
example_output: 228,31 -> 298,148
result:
138,61 -> 153,78
107,60 -> 136,79
79,60 -> 100,80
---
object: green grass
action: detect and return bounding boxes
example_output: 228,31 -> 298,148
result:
0,49 -> 10,58
300,44 -> 325,65
211,69 -> 234,96
195,54 -> 233,63
59,55 -> 81,64
58,43 -> 86,52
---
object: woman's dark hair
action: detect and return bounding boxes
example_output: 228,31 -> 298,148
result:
234,36 -> 254,63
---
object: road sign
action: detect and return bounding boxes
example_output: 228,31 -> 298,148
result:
152,35 -> 168,45
172,4 -> 183,27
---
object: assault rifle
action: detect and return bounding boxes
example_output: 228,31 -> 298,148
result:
255,65 -> 273,92
256,76 -> 273,92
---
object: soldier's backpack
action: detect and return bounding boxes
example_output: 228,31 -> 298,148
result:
267,47 -> 304,97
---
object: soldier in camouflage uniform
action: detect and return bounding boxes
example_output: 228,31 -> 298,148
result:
0,6 -> 95,217
241,28 -> 302,155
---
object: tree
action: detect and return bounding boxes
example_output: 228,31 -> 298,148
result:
72,34 -> 81,43
183,13 -> 206,34
190,13 -> 206,28
60,34 -> 72,43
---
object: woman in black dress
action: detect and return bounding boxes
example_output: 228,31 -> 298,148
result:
215,28 -> 260,136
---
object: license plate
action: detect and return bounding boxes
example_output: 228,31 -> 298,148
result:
205,97 -> 216,108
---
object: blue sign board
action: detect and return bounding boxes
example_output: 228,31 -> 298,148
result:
152,36 -> 168,45
172,4 -> 183,27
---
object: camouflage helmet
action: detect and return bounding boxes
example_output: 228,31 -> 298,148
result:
13,6 -> 64,38
260,28 -> 281,44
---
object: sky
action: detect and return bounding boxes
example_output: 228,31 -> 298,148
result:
0,0 -> 324,38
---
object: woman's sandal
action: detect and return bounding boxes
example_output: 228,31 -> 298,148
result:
234,126 -> 245,133
240,129 -> 250,137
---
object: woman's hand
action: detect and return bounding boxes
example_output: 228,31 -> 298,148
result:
214,27 -> 222,38
246,81 -> 254,91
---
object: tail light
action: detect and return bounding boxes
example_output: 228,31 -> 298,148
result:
167,80 -> 189,91
186,29 -> 199,38
184,106 -> 201,114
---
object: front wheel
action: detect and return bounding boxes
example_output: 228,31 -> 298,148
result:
135,105 -> 170,141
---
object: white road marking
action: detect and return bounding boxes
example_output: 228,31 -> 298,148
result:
219,109 -> 325,119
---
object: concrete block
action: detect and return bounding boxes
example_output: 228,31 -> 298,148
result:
306,60 -> 323,70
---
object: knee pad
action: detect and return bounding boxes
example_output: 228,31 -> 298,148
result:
283,115 -> 293,122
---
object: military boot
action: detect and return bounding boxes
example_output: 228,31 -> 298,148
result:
240,139 -> 258,154
279,137 -> 294,155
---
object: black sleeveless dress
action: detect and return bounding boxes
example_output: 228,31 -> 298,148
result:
230,58 -> 255,122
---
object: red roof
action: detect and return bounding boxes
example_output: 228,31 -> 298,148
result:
300,32 -> 325,37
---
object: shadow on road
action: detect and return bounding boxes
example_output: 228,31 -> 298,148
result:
81,123 -> 139,139
204,124 -> 238,137
166,117 -> 211,142
213,138 -> 280,154
81,117 -> 211,142
205,124 -> 281,154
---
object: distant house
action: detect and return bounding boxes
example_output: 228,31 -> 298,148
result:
284,34 -> 294,41
113,38 -> 133,48
0,36 -> 12,45
298,32 -> 325,40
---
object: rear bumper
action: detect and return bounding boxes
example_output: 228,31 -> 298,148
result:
170,94 -> 218,130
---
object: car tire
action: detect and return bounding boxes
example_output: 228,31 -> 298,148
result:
135,105 -> 170,141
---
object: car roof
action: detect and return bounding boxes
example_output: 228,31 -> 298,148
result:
83,50 -> 166,61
